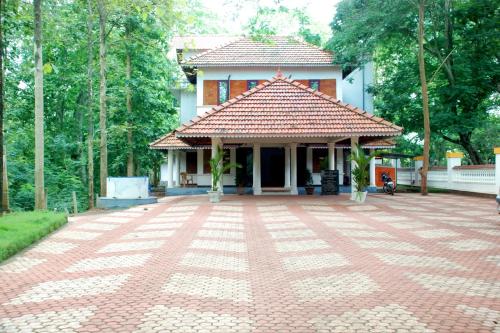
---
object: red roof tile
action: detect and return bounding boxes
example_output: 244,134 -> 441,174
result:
183,36 -> 335,67
149,132 -> 191,150
175,76 -> 402,139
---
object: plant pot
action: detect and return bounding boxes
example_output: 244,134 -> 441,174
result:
237,186 -> 245,195
207,190 -> 221,203
305,186 -> 315,195
351,191 -> 368,203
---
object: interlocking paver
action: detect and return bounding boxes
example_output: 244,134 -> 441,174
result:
0,193 -> 498,332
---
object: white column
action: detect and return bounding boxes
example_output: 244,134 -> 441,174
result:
166,149 -> 174,189
306,147 -> 313,172
350,137 -> 359,199
284,145 -> 291,188
197,150 -> 204,175
290,143 -> 298,195
174,151 -> 180,187
337,148 -> 344,185
446,152 -> 463,185
328,142 -> 336,170
495,148 -> 500,192
253,143 -> 261,195
369,149 -> 376,187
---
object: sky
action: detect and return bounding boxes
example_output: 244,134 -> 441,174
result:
200,0 -> 340,39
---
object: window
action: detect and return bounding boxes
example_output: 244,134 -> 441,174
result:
218,80 -> 229,104
186,151 -> 197,174
312,149 -> 328,173
309,79 -> 320,91
247,80 -> 258,90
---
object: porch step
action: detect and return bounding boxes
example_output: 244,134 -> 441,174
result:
261,187 -> 292,195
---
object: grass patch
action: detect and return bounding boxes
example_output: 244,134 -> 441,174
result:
0,211 -> 67,262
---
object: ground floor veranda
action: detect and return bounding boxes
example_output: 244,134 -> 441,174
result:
161,137 -> 385,195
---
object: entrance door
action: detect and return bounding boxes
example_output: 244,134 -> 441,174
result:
261,148 -> 284,187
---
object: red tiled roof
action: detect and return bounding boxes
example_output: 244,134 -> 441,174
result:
182,36 -> 335,67
175,76 -> 402,138
149,132 -> 191,150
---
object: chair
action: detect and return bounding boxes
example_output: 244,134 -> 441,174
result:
180,172 -> 194,187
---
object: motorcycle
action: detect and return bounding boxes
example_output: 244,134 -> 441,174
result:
381,172 -> 395,195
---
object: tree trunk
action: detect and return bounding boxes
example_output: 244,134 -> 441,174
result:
125,36 -> 134,176
97,0 -> 107,197
34,0 -> 45,209
2,145 -> 8,211
87,0 -> 95,208
459,132 -> 482,165
0,0 -> 5,213
417,0 -> 430,196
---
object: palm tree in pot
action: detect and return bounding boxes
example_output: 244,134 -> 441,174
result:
349,144 -> 376,203
208,146 -> 241,203
304,168 -> 315,195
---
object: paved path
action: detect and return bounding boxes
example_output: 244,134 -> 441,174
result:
1,193 -> 499,332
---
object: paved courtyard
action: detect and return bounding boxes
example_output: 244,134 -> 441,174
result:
1,193 -> 499,332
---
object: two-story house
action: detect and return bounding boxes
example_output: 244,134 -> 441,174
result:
151,36 -> 401,195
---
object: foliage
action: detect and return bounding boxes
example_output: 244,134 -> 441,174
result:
3,0 -> 212,211
209,146 -> 241,191
0,211 -> 67,261
329,0 -> 499,164
349,145 -> 375,193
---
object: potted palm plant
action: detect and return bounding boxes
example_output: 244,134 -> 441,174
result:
208,146 -> 241,203
349,144 -> 376,203
304,168 -> 315,195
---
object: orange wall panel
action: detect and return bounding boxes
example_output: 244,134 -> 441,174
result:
375,166 -> 396,187
319,79 -> 336,99
203,80 -> 218,105
229,80 -> 247,99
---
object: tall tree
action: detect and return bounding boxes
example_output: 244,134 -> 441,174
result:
329,0 -> 499,164
125,17 -> 133,176
34,0 -> 45,209
417,0 -> 430,195
97,0 -> 107,197
0,0 -> 5,212
87,0 -> 95,208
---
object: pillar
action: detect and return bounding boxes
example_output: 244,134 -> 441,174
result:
211,138 -> 223,194
328,142 -> 336,170
446,151 -> 463,185
337,148 -> 344,185
369,148 -> 376,187
166,149 -> 174,189
495,148 -> 500,192
253,143 -> 261,195
284,145 -> 291,188
350,137 -> 359,199
173,151 -> 180,187
290,143 -> 298,195
414,156 -> 423,185
197,150 -> 204,175
306,147 -> 313,172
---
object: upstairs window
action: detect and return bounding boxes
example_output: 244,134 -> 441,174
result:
309,80 -> 320,91
218,80 -> 229,104
247,80 -> 258,90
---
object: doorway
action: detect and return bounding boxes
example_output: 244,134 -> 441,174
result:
261,148 -> 285,187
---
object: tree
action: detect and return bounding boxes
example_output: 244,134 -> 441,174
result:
0,0 -> 5,212
417,0 -> 430,195
33,0 -> 45,209
329,0 -> 499,164
125,14 -> 133,176
97,0 -> 107,197
87,0 -> 95,208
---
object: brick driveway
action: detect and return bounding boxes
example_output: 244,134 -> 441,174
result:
1,193 -> 499,332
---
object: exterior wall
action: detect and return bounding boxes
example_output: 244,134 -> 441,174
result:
180,90 -> 197,124
341,61 -> 374,113
195,66 -> 343,116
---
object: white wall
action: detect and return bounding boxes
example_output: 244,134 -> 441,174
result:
196,66 -> 343,116
180,90 -> 197,124
342,62 -> 374,113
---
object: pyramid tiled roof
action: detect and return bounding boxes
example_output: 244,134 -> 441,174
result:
175,76 -> 402,139
182,36 -> 335,67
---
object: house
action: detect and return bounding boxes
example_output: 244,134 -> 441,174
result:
151,36 -> 401,195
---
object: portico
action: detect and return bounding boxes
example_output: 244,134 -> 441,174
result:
151,75 -> 402,195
